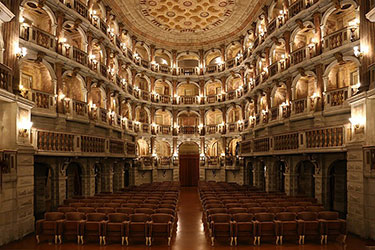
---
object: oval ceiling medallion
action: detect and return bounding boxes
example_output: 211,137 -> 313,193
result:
200,12 -> 210,18
166,11 -> 176,17
148,0 -> 157,6
219,1 -> 228,7
183,1 -> 193,7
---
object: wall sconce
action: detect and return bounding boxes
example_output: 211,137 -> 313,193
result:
16,47 -> 27,59
310,92 -> 320,100
18,119 -> 33,138
349,116 -> 365,134
261,109 -> 268,115
353,46 -> 363,58
133,53 -> 140,60
351,82 -> 361,94
108,28 -> 115,37
90,55 -> 98,65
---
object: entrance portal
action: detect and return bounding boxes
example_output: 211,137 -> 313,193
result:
179,142 -> 199,187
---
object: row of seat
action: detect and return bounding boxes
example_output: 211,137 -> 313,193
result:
36,212 -> 175,246
199,181 -> 346,246
206,211 -> 346,246
36,182 -> 179,246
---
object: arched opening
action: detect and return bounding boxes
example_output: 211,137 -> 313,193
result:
291,24 -> 317,65
66,162 -> 82,199
326,60 -> 360,106
124,162 -> 131,187
226,43 -> 242,61
94,163 -> 101,194
271,84 -> 288,120
155,109 -> 172,134
88,87 -> 106,109
20,60 -> 54,109
227,76 -> 242,100
120,102 -> 131,119
246,162 -> 254,186
293,74 -> 317,114
61,22 -> 86,59
228,138 -> 241,157
137,139 -> 150,156
155,80 -> 171,96
323,3 -> 358,50
177,54 -> 200,75
155,50 -> 172,67
296,160 -> 315,197
206,109 -> 223,134
62,73 -> 86,102
205,80 -> 222,103
227,106 -> 243,132
269,41 -> 286,76
275,161 -> 286,193
177,82 -> 199,104
22,2 -> 54,34
135,106 -> 150,124
178,112 -> 200,134
179,142 -> 199,187
329,160 -> 347,218
134,43 -> 150,61
34,162 -> 53,220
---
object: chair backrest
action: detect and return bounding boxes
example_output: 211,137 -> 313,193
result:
70,202 -> 86,207
209,213 -> 232,223
116,207 -> 134,215
77,207 -> 96,213
318,211 -> 339,220
255,213 -> 274,222
135,208 -> 154,215
232,213 -> 253,222
96,207 -> 115,214
305,206 -> 324,212
58,207 -> 77,213
104,203 -> 121,208
45,212 -> 65,221
108,213 -> 129,222
156,208 -> 175,216
276,212 -> 296,221
297,212 -> 318,221
267,207 -> 285,214
207,208 -> 227,215
228,208 -> 247,214
130,213 -> 150,222
286,206 -> 304,213
87,213 -> 106,221
248,207 -> 267,214
244,203 -> 259,208
65,212 -> 85,221
151,213 -> 173,223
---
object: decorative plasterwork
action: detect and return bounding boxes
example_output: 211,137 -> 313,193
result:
366,7 -> 375,22
107,0 -> 262,50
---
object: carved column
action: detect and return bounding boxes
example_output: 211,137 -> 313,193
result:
283,31 -> 291,68
56,63 -> 64,113
56,11 -> 64,54
315,64 -> 324,111
313,12 -> 322,55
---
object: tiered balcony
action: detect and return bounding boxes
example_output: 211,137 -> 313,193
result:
325,87 -> 350,108
288,0 -> 318,19
0,63 -> 11,91
66,99 -> 89,120
179,96 -> 197,105
206,125 -> 218,135
179,126 -> 198,135
293,98 -> 308,114
157,125 -> 171,135
20,25 -> 55,51
26,89 -> 56,113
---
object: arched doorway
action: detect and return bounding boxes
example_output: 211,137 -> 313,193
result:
329,160 -> 347,218
34,163 -> 53,220
179,142 -> 199,187
94,163 -> 101,194
66,162 -> 82,198
276,161 -> 286,193
296,160 -> 315,197
245,162 -> 254,186
124,162 -> 130,187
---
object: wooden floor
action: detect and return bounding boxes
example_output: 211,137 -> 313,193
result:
0,187 -> 368,250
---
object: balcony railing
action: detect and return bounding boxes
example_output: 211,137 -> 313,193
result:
326,87 -> 349,107
28,89 -> 55,111
180,126 -> 198,134
21,26 -> 56,51
179,67 -> 199,76
270,107 -> 279,121
73,0 -> 88,18
274,133 -> 299,151
73,47 -> 88,65
159,94 -> 171,104
288,0 -> 305,18
206,95 -> 217,103
206,125 -> 218,134
179,96 -> 197,105
70,99 -> 88,118
324,26 -> 359,52
158,125 -> 171,135
306,127 -> 344,148
267,19 -> 277,35
37,131 -> 74,152
293,98 -> 307,114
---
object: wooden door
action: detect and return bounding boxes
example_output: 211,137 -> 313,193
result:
179,155 -> 199,186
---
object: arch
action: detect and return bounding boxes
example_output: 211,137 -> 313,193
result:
226,74 -> 243,92
91,0 -> 106,21
226,42 -> 242,60
88,86 -> 106,108
65,162 -> 83,199
290,21 -> 316,48
134,74 -> 151,91
205,109 -> 223,125
135,106 -> 151,123
228,138 -> 241,156
205,49 -> 223,66
120,102 -> 132,119
268,0 -> 285,21
134,42 -> 151,61
269,38 -> 286,64
206,139 -> 223,157
296,160 -> 315,197
205,79 -> 223,96
154,79 -> 172,96
328,160 -> 347,217
177,111 -> 200,126
177,52 -> 200,68
155,140 -> 171,157
245,99 -> 256,118
34,162 -> 53,219
291,71 -> 318,100
176,82 -> 199,96
91,39 -> 107,64
321,0 -> 358,36
21,0 -> 57,35
19,59 -> 56,94
226,105 -> 243,123
271,83 -> 288,107
62,71 -> 87,102
178,141 -> 200,187
137,138 -> 149,156
324,58 -> 360,92
154,49 -> 172,66
273,160 -> 286,192
62,21 -> 88,52
155,109 -> 172,126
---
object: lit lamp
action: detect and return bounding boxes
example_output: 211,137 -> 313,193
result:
349,116 -> 365,134
16,47 -> 27,59
353,46 -> 363,58
200,153 -> 206,165
351,82 -> 361,94
18,118 -> 33,138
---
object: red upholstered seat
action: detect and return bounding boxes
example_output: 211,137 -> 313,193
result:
103,213 -> 129,245
275,212 -> 298,245
62,212 -> 86,244
232,213 -> 255,246
36,212 -> 65,244
82,213 -> 106,245
209,213 -> 233,246
254,213 -> 277,245
125,213 -> 151,245
149,214 -> 174,246
318,211 -> 346,244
